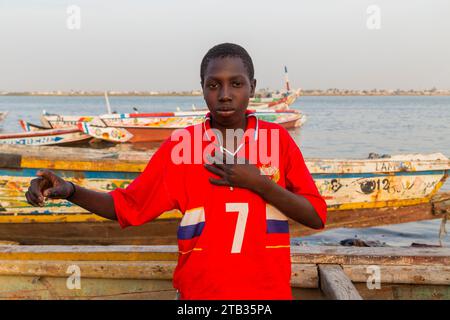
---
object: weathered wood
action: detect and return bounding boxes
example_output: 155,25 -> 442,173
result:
0,245 -> 179,261
0,244 -> 447,299
0,220 -> 179,245
0,260 -> 176,280
343,265 -> 450,286
290,264 -> 318,288
1,260 -> 446,288
291,246 -> 450,266
1,245 -> 449,266
0,260 -> 321,288
318,264 -> 362,300
0,275 -> 175,300
354,283 -> 450,300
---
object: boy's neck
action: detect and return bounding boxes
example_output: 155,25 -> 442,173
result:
210,116 -> 247,152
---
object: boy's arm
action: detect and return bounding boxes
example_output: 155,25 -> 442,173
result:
66,185 -> 117,220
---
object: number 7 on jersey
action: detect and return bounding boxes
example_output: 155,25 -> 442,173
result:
226,203 -> 249,254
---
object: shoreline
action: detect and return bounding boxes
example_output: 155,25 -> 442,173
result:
1,93 -> 450,97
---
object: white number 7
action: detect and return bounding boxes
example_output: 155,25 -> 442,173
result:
226,203 -> 249,254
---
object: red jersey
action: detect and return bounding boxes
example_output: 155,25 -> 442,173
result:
110,113 -> 327,300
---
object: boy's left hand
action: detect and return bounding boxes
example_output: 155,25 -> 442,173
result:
204,152 -> 269,193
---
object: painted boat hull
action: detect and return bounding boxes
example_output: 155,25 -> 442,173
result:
0,148 -> 448,245
0,245 -> 448,300
121,112 -> 305,144
0,128 -> 92,146
0,193 -> 448,245
78,123 -> 134,143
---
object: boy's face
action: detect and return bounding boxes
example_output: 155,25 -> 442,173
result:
202,56 -> 256,128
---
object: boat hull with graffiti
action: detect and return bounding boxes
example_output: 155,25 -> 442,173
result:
0,128 -> 92,146
0,147 -> 448,244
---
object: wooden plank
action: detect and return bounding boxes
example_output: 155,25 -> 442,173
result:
0,245 -> 449,266
0,245 -> 179,261
0,275 -> 175,300
291,246 -> 450,266
342,265 -> 450,286
318,264 -> 362,300
354,283 -> 450,300
0,220 -> 179,245
0,260 -> 320,289
290,264 -> 318,288
0,260 -> 176,280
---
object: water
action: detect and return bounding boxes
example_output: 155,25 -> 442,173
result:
0,95 -> 449,246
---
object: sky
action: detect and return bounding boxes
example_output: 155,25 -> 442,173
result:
0,0 -> 449,92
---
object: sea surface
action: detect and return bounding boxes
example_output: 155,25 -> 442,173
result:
0,95 -> 449,246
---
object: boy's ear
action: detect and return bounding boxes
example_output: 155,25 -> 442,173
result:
250,79 -> 257,97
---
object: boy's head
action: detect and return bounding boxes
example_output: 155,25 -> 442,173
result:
200,43 -> 257,128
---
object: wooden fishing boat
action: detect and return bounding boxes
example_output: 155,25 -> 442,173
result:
41,110 -> 306,145
0,128 -> 92,146
77,122 -> 134,143
0,146 -> 448,245
249,89 -> 300,108
19,120 -> 62,133
0,245 -> 448,300
100,110 -> 305,144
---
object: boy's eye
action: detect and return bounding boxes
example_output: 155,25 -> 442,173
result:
208,83 -> 218,89
232,81 -> 242,87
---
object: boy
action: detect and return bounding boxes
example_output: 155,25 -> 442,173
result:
26,43 -> 327,300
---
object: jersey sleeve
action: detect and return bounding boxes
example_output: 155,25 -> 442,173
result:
109,140 -> 178,228
284,134 -> 327,227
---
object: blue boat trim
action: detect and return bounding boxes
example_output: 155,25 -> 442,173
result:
312,170 -> 448,179
0,168 -> 446,181
0,168 -> 139,180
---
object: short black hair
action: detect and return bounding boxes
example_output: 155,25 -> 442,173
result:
200,43 -> 254,84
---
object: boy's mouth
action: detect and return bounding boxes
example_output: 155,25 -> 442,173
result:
216,106 -> 236,117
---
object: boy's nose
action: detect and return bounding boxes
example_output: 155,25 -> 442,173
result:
218,85 -> 232,102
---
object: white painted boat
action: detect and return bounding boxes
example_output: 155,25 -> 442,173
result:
77,122 -> 134,143
0,128 -> 91,146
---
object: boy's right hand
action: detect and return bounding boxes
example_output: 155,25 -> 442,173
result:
25,169 -> 75,207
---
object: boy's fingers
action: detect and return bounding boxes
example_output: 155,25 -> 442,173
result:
25,191 -> 42,207
30,178 -> 45,202
208,177 -> 231,187
204,164 -> 226,177
43,187 -> 65,199
42,188 -> 54,198
37,169 -> 58,183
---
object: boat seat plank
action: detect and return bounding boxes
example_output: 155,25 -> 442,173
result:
1,245 -> 449,265
318,264 -> 362,300
291,246 -> 450,266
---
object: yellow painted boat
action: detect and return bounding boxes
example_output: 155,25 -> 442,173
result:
0,245 -> 448,300
0,145 -> 448,245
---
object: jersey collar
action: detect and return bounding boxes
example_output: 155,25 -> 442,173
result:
203,110 -> 259,157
